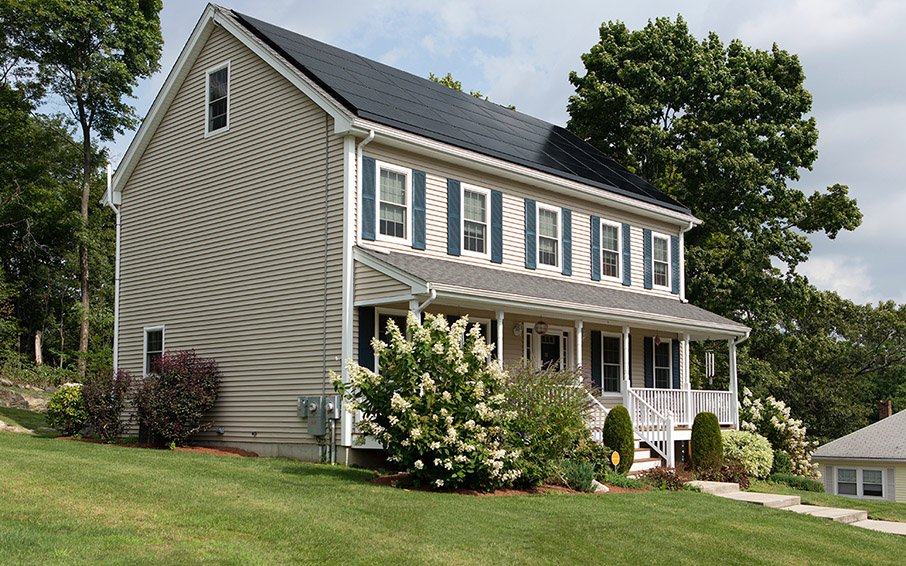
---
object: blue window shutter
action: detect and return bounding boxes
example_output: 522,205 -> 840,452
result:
412,170 -> 426,250
358,306 -> 375,371
361,157 -> 376,241
491,190 -> 503,264
622,223 -> 631,286
490,321 -> 499,361
591,330 -> 602,389
525,199 -> 536,269
561,208 -> 572,276
644,337 -> 653,388
672,340 -> 681,389
671,235 -> 680,295
590,216 -> 600,281
643,228 -> 652,290
447,179 -> 461,256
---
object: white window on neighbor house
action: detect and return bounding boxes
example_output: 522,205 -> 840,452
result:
143,326 -> 165,375
652,232 -> 670,289
206,62 -> 230,135
601,334 -> 622,393
462,185 -> 490,257
837,468 -> 885,499
537,204 -> 560,269
377,162 -> 411,243
601,220 -> 621,280
654,339 -> 671,388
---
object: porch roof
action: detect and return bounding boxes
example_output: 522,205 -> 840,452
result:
355,247 -> 749,339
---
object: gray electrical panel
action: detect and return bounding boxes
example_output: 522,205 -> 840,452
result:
296,395 -> 340,436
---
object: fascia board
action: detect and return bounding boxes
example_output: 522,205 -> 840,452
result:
348,120 -> 702,229
811,456 -> 906,464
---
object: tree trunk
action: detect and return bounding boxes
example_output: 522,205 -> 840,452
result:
35,330 -> 43,366
77,127 -> 91,378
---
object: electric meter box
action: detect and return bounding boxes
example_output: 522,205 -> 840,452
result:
297,396 -> 326,436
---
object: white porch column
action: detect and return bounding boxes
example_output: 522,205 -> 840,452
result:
496,311 -> 505,370
729,338 -> 739,429
575,320 -> 583,371
622,326 -> 631,403
683,333 -> 692,427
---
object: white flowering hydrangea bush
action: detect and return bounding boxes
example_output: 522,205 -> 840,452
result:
740,388 -> 818,478
721,429 -> 773,479
333,312 -> 521,491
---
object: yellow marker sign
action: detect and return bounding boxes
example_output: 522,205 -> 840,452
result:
611,451 -> 620,467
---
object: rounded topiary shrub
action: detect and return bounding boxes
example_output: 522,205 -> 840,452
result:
46,383 -> 87,435
771,449 -> 793,476
691,411 -> 723,472
722,429 -> 773,479
601,405 -> 634,474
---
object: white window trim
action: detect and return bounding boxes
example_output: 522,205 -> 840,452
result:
600,332 -> 623,396
461,184 -> 491,260
525,325 -> 571,370
651,231 -> 671,290
374,160 -> 413,246
204,61 -> 231,137
836,467 -> 886,500
142,325 -> 165,376
536,203 -> 561,272
600,219 -> 622,281
652,337 -> 673,389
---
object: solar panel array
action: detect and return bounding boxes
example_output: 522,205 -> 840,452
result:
235,11 -> 689,214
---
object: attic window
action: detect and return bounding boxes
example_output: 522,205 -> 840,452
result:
206,62 -> 230,134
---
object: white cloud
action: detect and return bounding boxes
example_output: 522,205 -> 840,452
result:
799,255 -> 877,304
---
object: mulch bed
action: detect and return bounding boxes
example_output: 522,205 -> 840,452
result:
59,437 -> 258,457
369,472 -> 649,496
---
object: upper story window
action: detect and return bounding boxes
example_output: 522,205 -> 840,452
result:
143,326 -> 165,375
206,62 -> 230,135
377,162 -> 411,242
462,185 -> 489,257
652,233 -> 670,289
654,339 -> 671,388
601,220 -> 621,279
537,204 -> 560,269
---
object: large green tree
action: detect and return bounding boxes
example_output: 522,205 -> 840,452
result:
6,0 -> 162,377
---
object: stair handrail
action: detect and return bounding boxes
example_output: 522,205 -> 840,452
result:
586,390 -> 609,444
626,387 -> 675,468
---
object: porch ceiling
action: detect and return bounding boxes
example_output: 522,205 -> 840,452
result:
354,247 -> 748,340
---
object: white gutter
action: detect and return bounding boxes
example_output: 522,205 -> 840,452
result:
414,288 -> 436,316
101,163 -> 121,372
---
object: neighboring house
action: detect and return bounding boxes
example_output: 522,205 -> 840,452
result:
812,404 -> 905,503
102,4 -> 749,468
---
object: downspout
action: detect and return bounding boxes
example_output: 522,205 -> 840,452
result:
679,221 -> 693,303
102,164 -> 121,373
413,288 -> 436,316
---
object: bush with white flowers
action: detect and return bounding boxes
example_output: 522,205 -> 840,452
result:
333,312 -> 521,490
740,388 -> 817,478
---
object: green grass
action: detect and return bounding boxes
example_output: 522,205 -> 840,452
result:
1,433 -> 904,566
750,480 -> 906,522
3,385 -> 54,398
0,406 -> 55,436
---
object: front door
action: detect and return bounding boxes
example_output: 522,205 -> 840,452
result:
540,333 -> 562,369
525,327 -> 570,370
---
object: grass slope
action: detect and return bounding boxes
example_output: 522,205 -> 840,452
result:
0,433 -> 903,566
0,406 -> 53,436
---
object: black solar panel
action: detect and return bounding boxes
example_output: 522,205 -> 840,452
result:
233,11 -> 690,215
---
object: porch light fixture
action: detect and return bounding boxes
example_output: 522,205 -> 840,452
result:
533,321 -> 549,335
513,323 -> 523,336
654,335 -> 661,346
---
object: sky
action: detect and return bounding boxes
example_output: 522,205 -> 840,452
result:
108,0 -> 906,305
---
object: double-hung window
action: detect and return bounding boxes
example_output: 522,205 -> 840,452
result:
652,233 -> 670,289
143,326 -> 165,375
377,162 -> 410,242
537,205 -> 560,269
654,339 -> 671,388
601,220 -> 621,279
462,185 -> 489,257
602,335 -> 621,393
206,62 -> 230,134
837,468 -> 884,498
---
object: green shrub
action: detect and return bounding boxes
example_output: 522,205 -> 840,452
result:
601,405 -> 634,474
740,388 -> 817,477
46,384 -> 87,435
571,438 -> 613,480
601,468 -> 646,490
639,466 -> 685,491
721,430 -> 773,479
696,457 -> 750,489
691,412 -> 723,472
559,459 -> 595,492
83,368 -> 133,442
771,449 -> 793,476
771,473 -> 825,492
503,359 -> 593,484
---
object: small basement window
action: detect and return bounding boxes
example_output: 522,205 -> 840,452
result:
206,63 -> 230,134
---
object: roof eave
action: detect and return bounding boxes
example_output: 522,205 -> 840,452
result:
812,455 -> 906,464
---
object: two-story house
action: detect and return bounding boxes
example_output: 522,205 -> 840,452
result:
104,4 -> 749,469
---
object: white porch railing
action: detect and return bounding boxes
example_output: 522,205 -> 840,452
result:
625,388 -> 674,468
632,387 -> 734,427
586,391 -> 609,444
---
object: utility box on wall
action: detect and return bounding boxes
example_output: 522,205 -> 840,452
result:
297,395 -> 340,436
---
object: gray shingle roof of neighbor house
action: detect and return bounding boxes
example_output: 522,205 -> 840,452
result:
231,10 -> 691,216
356,247 -> 749,334
813,409 -> 906,462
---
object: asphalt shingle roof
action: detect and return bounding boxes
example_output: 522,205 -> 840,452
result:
357,247 -> 748,333
232,11 -> 690,215
813,409 -> 906,462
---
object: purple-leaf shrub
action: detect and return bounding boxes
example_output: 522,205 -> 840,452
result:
83,368 -> 133,442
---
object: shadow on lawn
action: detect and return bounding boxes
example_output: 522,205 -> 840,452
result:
280,462 -> 378,484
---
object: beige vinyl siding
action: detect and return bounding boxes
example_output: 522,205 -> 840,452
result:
361,141 -> 681,299
354,263 -> 412,304
118,26 -> 345,452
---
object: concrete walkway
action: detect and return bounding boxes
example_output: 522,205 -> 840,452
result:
689,481 -> 906,537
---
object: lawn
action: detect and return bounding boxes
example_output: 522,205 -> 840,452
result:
749,480 -> 906,523
0,406 -> 55,436
1,432 -> 903,566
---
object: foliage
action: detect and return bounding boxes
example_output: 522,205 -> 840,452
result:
333,313 -> 521,491
601,468 -> 646,490
82,368 -> 132,441
132,350 -> 220,446
690,412 -> 723,472
696,457 -> 751,489
638,466 -> 685,491
721,430 -> 773,479
770,473 -> 824,493
559,459 -> 595,492
502,359 -> 592,484
740,388 -> 817,477
46,383 -> 86,435
771,450 -> 793,476
571,437 -> 613,480
601,405 -> 634,474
